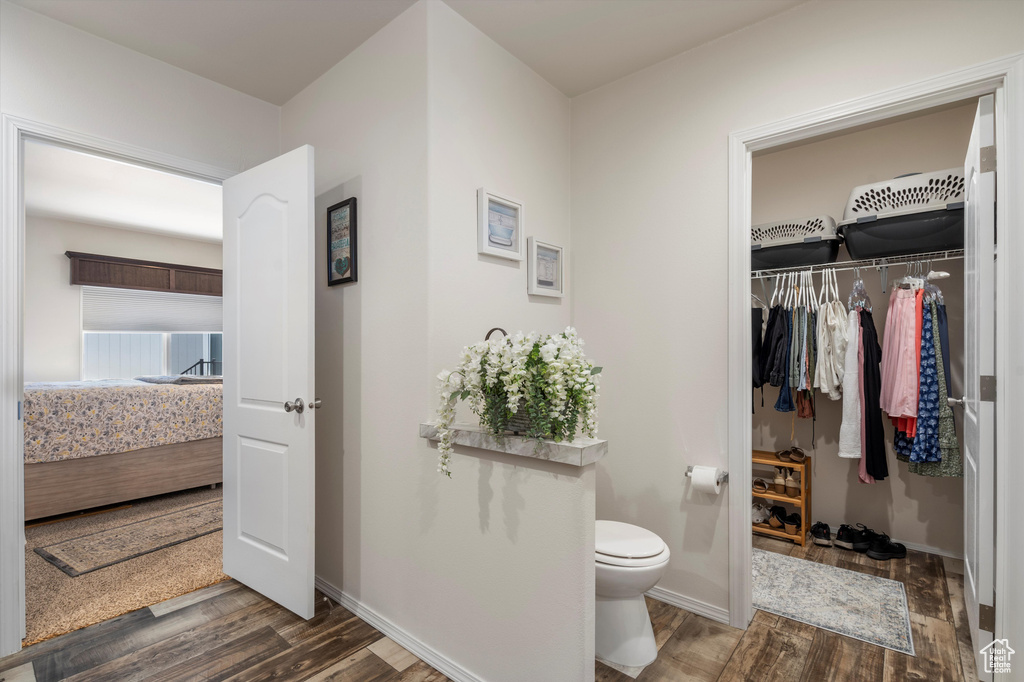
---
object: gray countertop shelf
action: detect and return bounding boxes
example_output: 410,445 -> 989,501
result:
419,422 -> 607,467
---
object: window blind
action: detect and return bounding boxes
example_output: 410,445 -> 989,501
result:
82,286 -> 222,332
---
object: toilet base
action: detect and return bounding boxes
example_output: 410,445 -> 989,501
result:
595,592 -> 658,668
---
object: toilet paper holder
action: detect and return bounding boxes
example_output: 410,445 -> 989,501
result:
685,466 -> 728,485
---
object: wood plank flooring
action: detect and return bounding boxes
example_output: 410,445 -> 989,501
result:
0,535 -> 976,682
0,582 -> 446,682
598,535 -> 978,682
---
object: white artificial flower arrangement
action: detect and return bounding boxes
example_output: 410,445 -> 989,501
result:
435,327 -> 601,477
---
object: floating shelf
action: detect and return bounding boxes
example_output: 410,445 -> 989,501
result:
419,422 -> 607,467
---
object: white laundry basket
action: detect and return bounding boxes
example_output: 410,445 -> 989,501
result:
838,169 -> 965,259
751,215 -> 840,271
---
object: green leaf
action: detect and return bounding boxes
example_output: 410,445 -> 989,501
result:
460,390 -> 470,401
590,367 -> 603,375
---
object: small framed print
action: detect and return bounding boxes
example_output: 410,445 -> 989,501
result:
477,188 -> 523,261
327,197 -> 357,286
528,237 -> 564,297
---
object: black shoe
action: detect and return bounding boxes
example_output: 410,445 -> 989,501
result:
866,533 -> 907,561
835,524 -> 871,552
768,505 -> 787,529
810,522 -> 832,546
855,523 -> 882,547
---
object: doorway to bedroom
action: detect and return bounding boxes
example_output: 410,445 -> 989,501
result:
21,139 -> 226,645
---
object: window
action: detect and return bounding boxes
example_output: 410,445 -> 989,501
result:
80,286 -> 222,380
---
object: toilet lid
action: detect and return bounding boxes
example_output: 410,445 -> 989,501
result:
595,520 -> 666,559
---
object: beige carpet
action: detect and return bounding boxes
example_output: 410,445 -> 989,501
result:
24,486 -> 227,646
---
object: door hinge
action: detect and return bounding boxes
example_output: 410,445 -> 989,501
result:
981,145 -> 996,173
980,375 -> 996,402
979,603 -> 996,633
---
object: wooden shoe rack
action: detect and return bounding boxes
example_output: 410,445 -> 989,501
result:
752,449 -> 811,546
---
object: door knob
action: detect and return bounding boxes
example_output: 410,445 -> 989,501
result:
284,398 -> 305,414
947,396 -> 965,408
309,399 -> 322,410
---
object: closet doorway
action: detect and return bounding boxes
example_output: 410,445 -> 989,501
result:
726,54 -> 1024,682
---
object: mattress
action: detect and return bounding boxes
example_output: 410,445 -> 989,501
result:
23,380 -> 223,464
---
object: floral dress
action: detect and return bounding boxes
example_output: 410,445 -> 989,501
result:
909,303 -> 941,463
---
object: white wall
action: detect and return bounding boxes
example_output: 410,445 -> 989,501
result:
571,1 -> 1024,613
751,102 -> 975,556
0,1 -> 280,173
23,215 -> 222,382
425,3 -> 588,680
285,2 -> 587,680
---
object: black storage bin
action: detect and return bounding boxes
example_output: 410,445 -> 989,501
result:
838,169 -> 965,260
751,215 -> 841,271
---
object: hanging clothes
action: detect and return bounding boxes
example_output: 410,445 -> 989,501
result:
909,303 -> 941,463
814,271 -> 848,401
857,319 -> 875,484
838,309 -> 862,459
773,308 -> 795,413
880,287 -> 921,435
860,309 -> 888,480
762,304 -> 787,387
903,298 -> 963,477
752,306 -> 764,388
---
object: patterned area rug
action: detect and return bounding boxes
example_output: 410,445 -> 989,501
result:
35,500 -> 222,577
752,548 -> 915,655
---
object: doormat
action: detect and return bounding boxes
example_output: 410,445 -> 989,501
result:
752,548 -> 915,655
35,500 -> 222,577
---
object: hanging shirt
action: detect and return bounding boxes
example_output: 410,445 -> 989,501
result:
860,309 -> 888,480
909,303 -> 942,463
838,309 -> 862,459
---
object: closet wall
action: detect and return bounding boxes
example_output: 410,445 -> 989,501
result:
751,101 -> 976,556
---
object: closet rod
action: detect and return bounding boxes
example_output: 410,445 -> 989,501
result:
750,249 -> 964,279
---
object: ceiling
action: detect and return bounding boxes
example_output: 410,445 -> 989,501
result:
445,0 -> 804,97
9,0 -> 417,106
10,0 -> 804,102
24,141 -> 223,242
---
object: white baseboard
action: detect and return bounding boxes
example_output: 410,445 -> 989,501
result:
826,526 -> 964,560
314,576 -> 484,682
645,586 -> 730,625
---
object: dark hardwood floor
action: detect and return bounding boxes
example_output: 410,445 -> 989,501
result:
0,535 -> 975,682
598,534 -> 978,682
0,582 -> 446,682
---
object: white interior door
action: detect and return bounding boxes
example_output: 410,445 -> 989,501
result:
963,94 -> 996,678
222,145 -> 316,619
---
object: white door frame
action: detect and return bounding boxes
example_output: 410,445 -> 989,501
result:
726,53 -> 1024,632
0,114 -> 236,656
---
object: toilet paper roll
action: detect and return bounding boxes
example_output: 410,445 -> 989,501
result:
690,465 -> 722,495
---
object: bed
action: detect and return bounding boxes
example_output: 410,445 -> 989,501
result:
22,379 -> 223,520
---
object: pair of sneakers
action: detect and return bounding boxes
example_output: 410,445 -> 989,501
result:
811,522 -> 907,561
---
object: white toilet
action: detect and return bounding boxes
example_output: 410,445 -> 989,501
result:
595,520 -> 670,668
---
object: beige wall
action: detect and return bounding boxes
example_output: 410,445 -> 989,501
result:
284,2 -> 588,680
23,215 -> 223,383
571,1 -> 1024,612
751,102 -> 975,556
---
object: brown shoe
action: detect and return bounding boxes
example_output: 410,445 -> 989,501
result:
785,469 -> 800,497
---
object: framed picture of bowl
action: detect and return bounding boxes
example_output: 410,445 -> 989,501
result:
327,197 -> 357,286
477,188 -> 523,261
528,237 -> 564,297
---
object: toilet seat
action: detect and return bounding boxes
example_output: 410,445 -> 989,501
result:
596,520 -> 669,568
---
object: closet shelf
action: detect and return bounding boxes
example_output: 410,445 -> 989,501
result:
751,523 -> 798,541
750,248 -> 963,279
418,422 -> 607,467
752,450 -> 809,470
753,490 -> 804,507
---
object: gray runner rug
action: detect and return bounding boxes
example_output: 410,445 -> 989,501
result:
35,500 -> 222,577
752,548 -> 915,655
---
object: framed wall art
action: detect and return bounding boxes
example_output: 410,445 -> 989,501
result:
327,197 -> 357,285
528,237 -> 564,297
477,188 -> 523,261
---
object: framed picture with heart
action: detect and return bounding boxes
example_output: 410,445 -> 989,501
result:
327,197 -> 357,286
